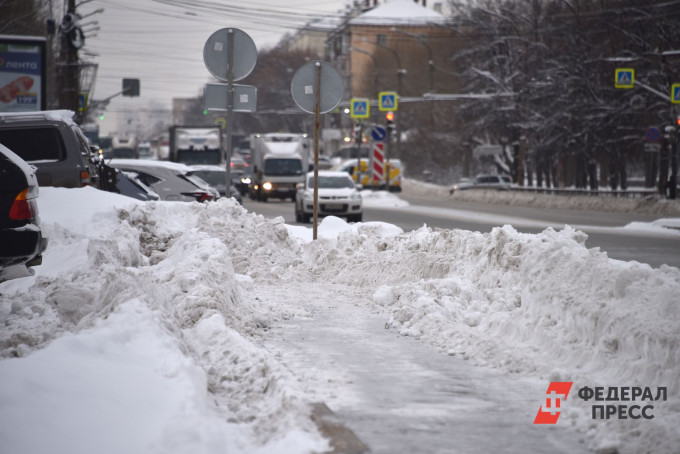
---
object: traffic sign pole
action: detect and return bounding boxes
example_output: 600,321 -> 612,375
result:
225,29 -> 235,190
203,28 -> 258,194
313,63 -> 321,240
290,60 -> 344,239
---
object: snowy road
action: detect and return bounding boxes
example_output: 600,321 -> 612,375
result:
254,282 -> 590,454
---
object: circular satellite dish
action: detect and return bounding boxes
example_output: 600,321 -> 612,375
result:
291,61 -> 344,114
203,28 -> 257,82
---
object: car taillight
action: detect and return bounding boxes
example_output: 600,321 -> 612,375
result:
183,192 -> 214,202
80,170 -> 91,187
9,188 -> 37,221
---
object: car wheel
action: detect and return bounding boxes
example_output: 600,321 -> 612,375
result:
302,213 -> 311,223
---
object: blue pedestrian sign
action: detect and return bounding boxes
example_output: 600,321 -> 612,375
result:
351,98 -> 370,119
379,91 -> 398,111
615,68 -> 634,89
77,92 -> 88,112
371,125 -> 386,141
672,83 -> 680,104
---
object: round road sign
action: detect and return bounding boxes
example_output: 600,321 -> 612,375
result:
371,125 -> 386,141
291,61 -> 344,114
645,127 -> 661,143
203,28 -> 257,82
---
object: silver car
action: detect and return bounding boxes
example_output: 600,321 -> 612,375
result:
187,165 -> 243,204
108,159 -> 219,202
295,171 -> 363,223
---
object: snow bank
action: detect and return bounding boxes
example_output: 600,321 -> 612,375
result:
1,185 -> 679,454
286,221 -> 680,454
0,189 -> 328,453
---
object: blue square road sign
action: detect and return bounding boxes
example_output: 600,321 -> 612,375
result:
672,84 -> 680,104
351,98 -> 370,118
379,91 -> 398,111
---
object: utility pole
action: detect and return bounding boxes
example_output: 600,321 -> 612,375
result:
57,0 -> 80,115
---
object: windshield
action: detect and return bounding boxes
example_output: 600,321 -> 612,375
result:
263,158 -> 302,176
308,175 -> 355,189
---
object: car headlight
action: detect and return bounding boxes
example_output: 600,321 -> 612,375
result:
351,193 -> 362,200
262,181 -> 273,191
302,191 -> 313,200
241,177 -> 251,185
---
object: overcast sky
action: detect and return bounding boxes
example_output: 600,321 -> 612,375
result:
75,0 -> 352,134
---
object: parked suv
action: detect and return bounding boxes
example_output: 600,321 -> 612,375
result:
0,110 -> 99,188
0,143 -> 48,282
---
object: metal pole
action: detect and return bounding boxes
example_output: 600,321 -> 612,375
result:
361,39 -> 404,164
391,27 -> 434,93
58,0 -> 80,113
225,29 -> 234,194
355,122 -> 363,187
312,62 -> 322,240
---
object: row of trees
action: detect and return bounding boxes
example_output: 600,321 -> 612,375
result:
438,0 -> 680,192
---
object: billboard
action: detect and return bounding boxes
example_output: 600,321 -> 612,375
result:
0,35 -> 47,113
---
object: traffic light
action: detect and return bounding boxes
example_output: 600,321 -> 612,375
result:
202,109 -> 209,115
122,78 -> 140,97
385,111 -> 395,133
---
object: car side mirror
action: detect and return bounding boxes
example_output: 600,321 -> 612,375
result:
355,183 -> 363,190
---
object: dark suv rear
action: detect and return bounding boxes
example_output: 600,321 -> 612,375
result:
0,143 -> 48,282
0,110 -> 99,188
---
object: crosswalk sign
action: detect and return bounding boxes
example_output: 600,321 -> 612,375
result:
672,84 -> 680,104
379,91 -> 398,111
615,68 -> 634,89
351,98 -> 370,119
77,92 -> 88,112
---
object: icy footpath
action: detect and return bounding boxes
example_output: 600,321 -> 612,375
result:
283,216 -> 680,454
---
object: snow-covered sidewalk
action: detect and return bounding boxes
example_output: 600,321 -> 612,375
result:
1,187 -> 679,454
253,280 -> 589,453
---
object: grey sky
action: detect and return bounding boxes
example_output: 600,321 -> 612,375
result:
77,0 -> 349,133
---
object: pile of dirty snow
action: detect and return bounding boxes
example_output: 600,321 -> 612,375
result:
1,185 -> 678,454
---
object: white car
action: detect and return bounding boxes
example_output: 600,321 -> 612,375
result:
295,171 -> 363,223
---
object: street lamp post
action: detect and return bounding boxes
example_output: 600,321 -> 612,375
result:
348,46 -> 379,97
360,39 -> 405,159
391,27 -> 434,93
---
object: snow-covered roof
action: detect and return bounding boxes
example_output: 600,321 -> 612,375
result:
349,0 -> 446,26
306,15 -> 343,32
0,110 -> 77,126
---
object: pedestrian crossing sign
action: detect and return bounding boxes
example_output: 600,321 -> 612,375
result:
615,68 -> 635,89
379,91 -> 398,111
672,84 -> 680,104
351,98 -> 370,118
